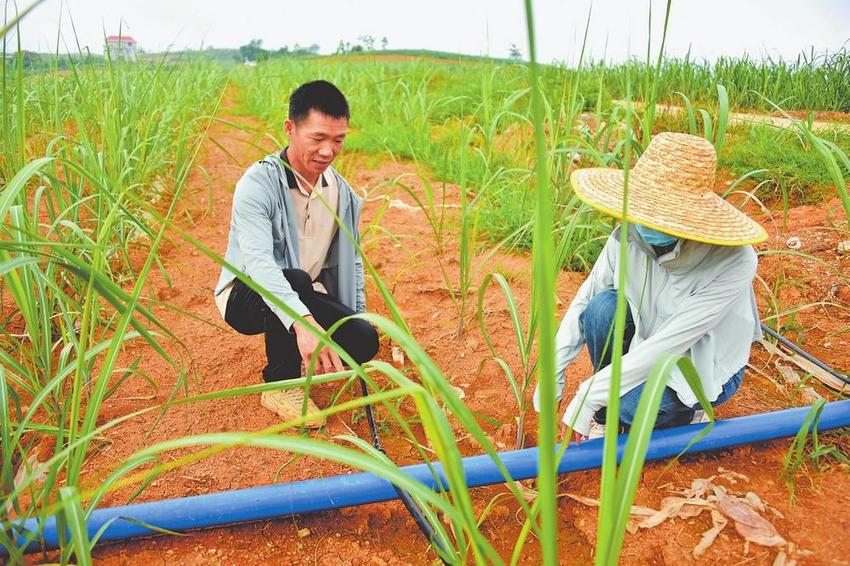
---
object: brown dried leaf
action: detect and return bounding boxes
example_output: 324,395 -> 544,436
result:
714,487 -> 786,547
693,509 -> 728,557
717,466 -> 750,483
639,497 -> 688,529
625,504 -> 659,517
13,454 -> 44,489
760,339 -> 850,393
518,479 -> 537,502
734,521 -> 787,547
565,493 -> 656,517
391,345 -> 405,367
8,455 -> 45,514
566,493 -> 601,508
772,550 -> 797,566
684,477 -> 714,498
677,500 -> 710,520
744,491 -> 767,512
767,504 -> 785,520
638,496 -> 711,529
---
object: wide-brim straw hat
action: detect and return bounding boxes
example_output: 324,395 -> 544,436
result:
570,132 -> 767,246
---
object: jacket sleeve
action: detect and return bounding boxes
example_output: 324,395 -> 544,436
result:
352,194 -> 367,313
561,248 -> 758,436
533,235 -> 618,411
232,168 -> 311,330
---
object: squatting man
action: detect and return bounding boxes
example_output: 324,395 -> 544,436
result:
214,80 -> 378,428
534,132 -> 767,442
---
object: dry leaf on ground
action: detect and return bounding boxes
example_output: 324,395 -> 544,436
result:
693,509 -> 728,557
391,345 -> 405,366
638,496 -> 709,529
713,486 -> 787,547
565,493 -> 656,517
566,468 -> 791,557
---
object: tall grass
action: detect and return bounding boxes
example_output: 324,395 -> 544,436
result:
770,105 -> 850,233
3,2 -> 846,565
782,400 -> 849,500
477,272 -> 537,449
0,26 -> 227,561
602,47 -> 850,112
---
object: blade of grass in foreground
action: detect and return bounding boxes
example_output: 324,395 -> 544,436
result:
523,0 -> 558,563
595,101 -> 634,566
57,486 -> 92,566
603,355 -> 716,562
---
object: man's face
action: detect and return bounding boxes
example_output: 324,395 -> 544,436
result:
284,110 -> 348,181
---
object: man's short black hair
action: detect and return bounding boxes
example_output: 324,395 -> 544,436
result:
288,80 -> 350,123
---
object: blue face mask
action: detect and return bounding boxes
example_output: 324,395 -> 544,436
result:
635,224 -> 678,247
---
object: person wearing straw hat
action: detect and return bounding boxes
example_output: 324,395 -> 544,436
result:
533,132 -> 768,442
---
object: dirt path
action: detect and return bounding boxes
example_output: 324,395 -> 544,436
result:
58,94 -> 850,565
728,110 -> 849,131
619,100 -> 850,131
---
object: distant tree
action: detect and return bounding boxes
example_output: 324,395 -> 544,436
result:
508,43 -> 522,60
350,44 -> 364,53
338,41 -> 353,53
335,40 -> 347,55
381,36 -> 388,50
283,43 -> 318,57
358,35 -> 375,51
239,38 -> 268,62
10,50 -> 40,70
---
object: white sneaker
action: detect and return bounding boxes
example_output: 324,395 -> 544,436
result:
691,409 -> 711,424
586,411 -> 709,439
587,418 -> 607,439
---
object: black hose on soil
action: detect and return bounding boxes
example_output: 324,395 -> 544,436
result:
358,378 -> 451,565
761,324 -> 850,386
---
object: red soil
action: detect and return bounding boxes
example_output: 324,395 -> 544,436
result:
25,97 -> 850,565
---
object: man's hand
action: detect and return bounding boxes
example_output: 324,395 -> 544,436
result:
293,315 -> 344,375
559,421 -> 588,445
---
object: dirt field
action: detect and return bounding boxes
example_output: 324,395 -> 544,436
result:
31,96 -> 850,565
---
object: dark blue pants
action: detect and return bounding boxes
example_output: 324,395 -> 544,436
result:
579,289 -> 743,429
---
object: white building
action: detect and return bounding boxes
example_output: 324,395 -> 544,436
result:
105,35 -> 138,61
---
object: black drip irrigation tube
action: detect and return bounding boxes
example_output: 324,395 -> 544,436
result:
357,378 -> 450,563
760,323 -> 850,386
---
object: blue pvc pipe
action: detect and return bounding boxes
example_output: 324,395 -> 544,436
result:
6,400 -> 850,555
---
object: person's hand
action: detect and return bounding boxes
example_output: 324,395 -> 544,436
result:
559,421 -> 588,445
293,315 -> 344,375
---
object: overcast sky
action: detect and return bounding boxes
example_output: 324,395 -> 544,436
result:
13,0 -> 850,63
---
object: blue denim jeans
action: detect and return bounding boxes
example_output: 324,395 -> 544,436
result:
579,289 -> 744,429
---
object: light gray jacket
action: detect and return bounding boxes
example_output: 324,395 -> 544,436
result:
214,152 -> 365,329
534,225 -> 761,436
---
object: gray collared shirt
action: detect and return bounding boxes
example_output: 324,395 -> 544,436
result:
214,152 -> 365,330
534,225 -> 761,436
